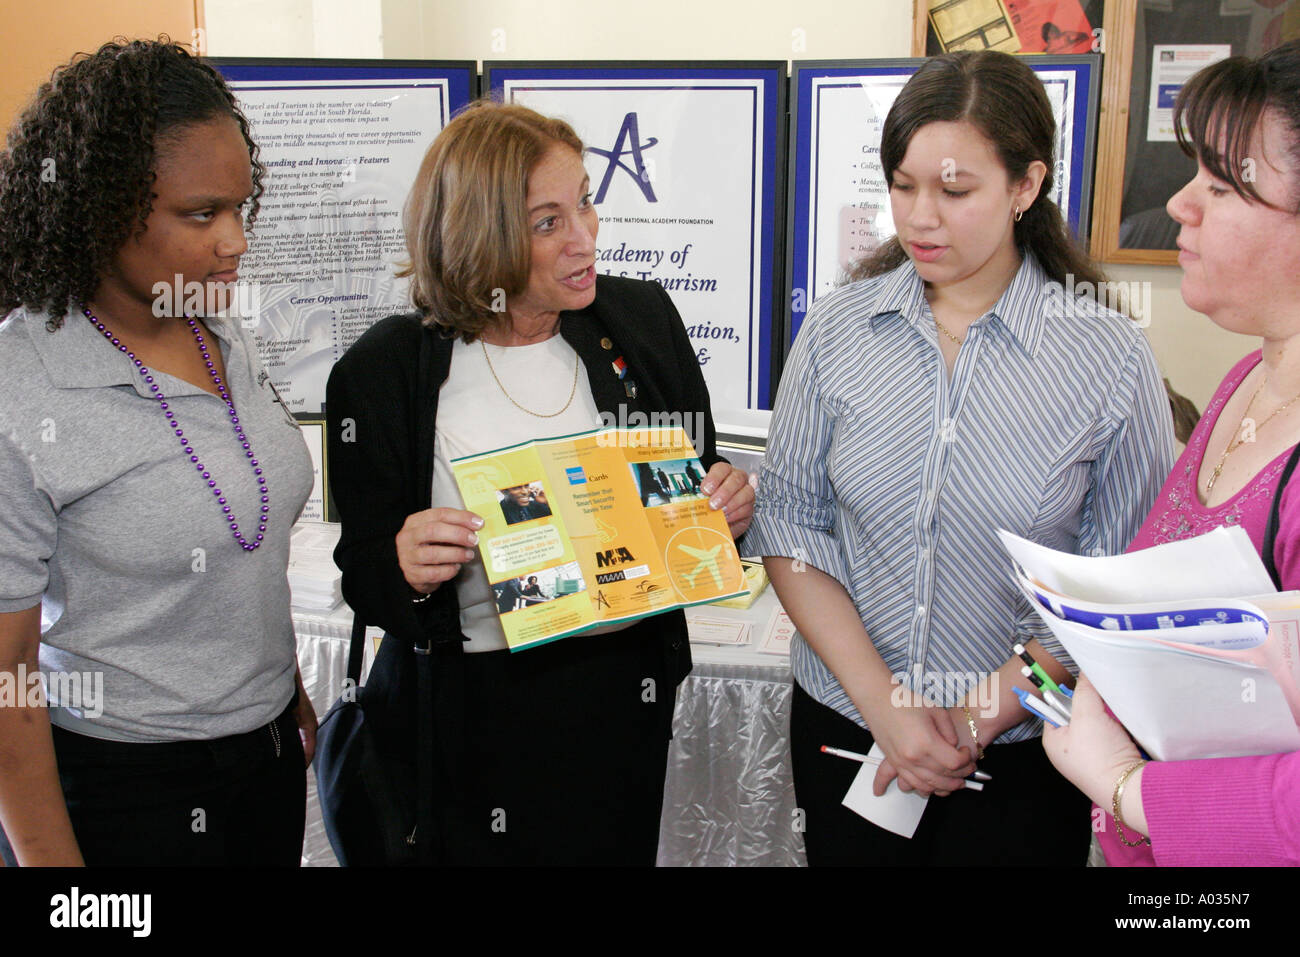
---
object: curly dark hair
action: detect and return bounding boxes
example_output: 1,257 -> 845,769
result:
0,37 -> 264,328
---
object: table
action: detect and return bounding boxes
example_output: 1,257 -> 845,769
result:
292,588 -> 805,866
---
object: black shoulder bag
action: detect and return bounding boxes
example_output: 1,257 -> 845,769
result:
314,615 -> 436,866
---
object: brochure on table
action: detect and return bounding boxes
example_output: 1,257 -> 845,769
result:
451,426 -> 747,651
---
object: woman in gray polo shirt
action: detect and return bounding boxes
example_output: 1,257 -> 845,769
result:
0,40 -> 315,865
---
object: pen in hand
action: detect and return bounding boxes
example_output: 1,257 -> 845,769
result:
820,745 -> 991,789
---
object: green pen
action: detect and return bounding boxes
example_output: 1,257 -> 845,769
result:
1014,642 -> 1061,695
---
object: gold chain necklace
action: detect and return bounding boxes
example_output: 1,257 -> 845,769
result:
1205,378 -> 1300,494
480,338 -> 580,418
934,316 -> 964,345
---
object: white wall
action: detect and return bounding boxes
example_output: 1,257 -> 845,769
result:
205,0 -> 1238,413
205,0 -> 382,58
377,0 -> 912,63
206,0 -> 315,57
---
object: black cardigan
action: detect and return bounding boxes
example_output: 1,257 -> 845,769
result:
325,275 -> 723,688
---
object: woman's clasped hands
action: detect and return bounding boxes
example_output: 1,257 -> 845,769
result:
861,678 -> 979,797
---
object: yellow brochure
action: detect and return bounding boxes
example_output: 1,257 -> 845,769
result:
450,426 -> 747,651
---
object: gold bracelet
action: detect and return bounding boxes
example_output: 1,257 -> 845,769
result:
960,706 -> 985,760
1112,760 -> 1150,847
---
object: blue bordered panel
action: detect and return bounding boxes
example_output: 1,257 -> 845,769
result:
208,59 -> 475,414
786,55 -> 1099,346
487,61 -> 786,411
214,59 -> 475,117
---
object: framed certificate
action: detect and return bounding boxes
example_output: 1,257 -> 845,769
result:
293,415 -> 330,523
486,62 -> 786,410
212,59 -> 476,413
786,55 -> 1099,344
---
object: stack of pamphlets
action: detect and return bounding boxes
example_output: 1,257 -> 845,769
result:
288,522 -> 343,611
998,527 -> 1300,761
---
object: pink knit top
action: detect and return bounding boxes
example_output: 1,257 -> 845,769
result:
1101,351 -> 1300,866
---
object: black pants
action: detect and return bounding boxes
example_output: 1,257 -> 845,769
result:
791,682 -> 1090,866
0,699 -> 305,867
437,617 -> 676,866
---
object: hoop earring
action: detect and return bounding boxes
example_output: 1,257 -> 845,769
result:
1014,205 -> 1024,222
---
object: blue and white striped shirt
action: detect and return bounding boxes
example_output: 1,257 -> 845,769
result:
746,254 -> 1174,743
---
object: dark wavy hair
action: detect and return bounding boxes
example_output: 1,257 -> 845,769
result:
848,50 -> 1108,296
0,37 -> 264,328
1174,38 -> 1300,212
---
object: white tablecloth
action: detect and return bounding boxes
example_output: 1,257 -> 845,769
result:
292,589 -> 805,866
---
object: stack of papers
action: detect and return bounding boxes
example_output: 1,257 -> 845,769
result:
686,615 -> 751,645
288,523 -> 343,611
998,527 -> 1300,761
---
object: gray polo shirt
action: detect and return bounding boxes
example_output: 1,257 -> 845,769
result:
0,307 -> 313,742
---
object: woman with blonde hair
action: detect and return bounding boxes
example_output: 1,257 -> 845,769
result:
326,99 -> 752,865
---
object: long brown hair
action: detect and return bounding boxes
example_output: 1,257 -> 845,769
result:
848,50 -> 1107,296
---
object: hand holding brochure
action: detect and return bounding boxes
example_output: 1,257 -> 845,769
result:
998,527 -> 1300,761
452,426 -> 747,651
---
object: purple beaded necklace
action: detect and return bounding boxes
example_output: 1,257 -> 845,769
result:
83,306 -> 270,552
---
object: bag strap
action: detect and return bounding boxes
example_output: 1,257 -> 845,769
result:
415,641 -> 436,865
346,613 -> 367,684
346,612 -> 439,865
1263,442 -> 1300,590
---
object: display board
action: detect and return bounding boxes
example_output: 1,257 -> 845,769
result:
1086,0 -> 1297,263
213,59 -> 475,414
786,55 -> 1099,342
486,62 -> 785,410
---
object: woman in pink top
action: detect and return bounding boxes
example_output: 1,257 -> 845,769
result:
1043,39 -> 1300,866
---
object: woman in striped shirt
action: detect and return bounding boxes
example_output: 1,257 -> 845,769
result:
747,50 -> 1174,865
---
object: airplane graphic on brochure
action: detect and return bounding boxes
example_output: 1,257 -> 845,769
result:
451,425 -> 747,651
678,543 -> 724,590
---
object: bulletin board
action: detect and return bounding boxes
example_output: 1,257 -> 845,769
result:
914,0 -> 1300,264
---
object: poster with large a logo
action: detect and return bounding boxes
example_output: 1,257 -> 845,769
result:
488,63 -> 784,410
787,56 -> 1099,343
214,60 -> 475,414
